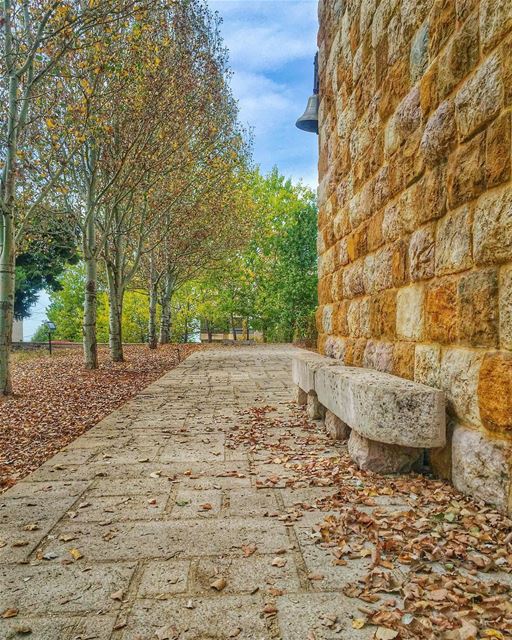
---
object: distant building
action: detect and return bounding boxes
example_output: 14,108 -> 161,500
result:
12,318 -> 23,342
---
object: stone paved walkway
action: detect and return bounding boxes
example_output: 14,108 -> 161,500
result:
1,345 -> 366,640
9,345 -> 503,640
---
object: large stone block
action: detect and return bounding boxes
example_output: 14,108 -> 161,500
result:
425,278 -> 458,343
291,352 -> 337,393
457,268 -> 499,348
414,343 -> 441,388
369,290 -> 397,340
396,284 -> 425,340
478,352 -> 512,434
500,265 -> 512,349
348,430 -> 423,474
440,348 -> 483,426
420,99 -> 456,167
451,425 -> 511,513
474,185 -> 512,265
408,223 -> 435,281
324,409 -> 351,441
437,11 -> 479,99
447,130 -> 486,208
343,260 -> 365,297
393,341 -> 415,380
307,391 -> 325,421
362,340 -> 394,373
315,363 -> 446,448
435,206 -> 473,275
480,0 -> 512,52
486,112 -> 511,188
455,53 -> 503,141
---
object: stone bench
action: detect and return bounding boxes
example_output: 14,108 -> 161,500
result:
292,353 -> 446,474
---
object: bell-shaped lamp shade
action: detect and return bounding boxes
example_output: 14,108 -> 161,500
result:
296,94 -> 319,134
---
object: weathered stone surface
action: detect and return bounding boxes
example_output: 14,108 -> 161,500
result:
458,268 -> 499,348
437,11 -> 479,99
396,284 -> 425,340
410,21 -> 429,83
447,130 -> 486,208
486,112 -> 511,188
452,425 -> 511,512
480,0 -> 512,52
362,340 -> 394,373
408,223 -> 435,281
393,340 -> 415,380
478,352 -> 512,433
415,344 -> 441,388
435,206 -> 473,275
315,363 -> 446,447
294,384 -> 307,406
348,430 -> 423,473
455,53 -> 503,140
500,265 -> 512,349
420,99 -> 456,167
440,348 -> 483,426
474,185 -> 512,265
307,390 -> 325,420
429,417 -> 455,480
291,351 -> 336,393
369,290 -> 397,340
325,409 -> 351,440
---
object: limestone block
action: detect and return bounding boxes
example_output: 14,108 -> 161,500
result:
324,335 -> 346,361
486,112 -> 511,188
396,284 -> 425,340
408,224 -> 435,281
315,364 -> 446,448
428,417 -> 455,481
294,385 -> 307,406
480,0 -> 512,52
428,0 -> 456,58
325,410 -> 351,441
363,246 -> 393,293
437,12 -> 479,99
393,341 -> 415,380
452,425 -> 511,513
419,99 -> 456,167
414,344 -> 441,388
410,21 -> 429,83
478,352 -> 512,434
322,305 -> 334,334
394,86 -> 422,140
435,206 -> 472,276
425,278 -> 458,343
458,268 -> 499,348
440,348 -> 483,426
291,352 -> 339,394
474,185 -> 512,265
447,130 -> 486,209
343,260 -> 365,298
362,340 -> 394,373
369,290 -> 397,340
307,391 -> 325,421
348,430 -> 423,474
500,265 -> 512,349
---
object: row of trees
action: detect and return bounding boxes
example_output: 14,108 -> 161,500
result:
35,169 -> 318,346
1,0 -> 251,395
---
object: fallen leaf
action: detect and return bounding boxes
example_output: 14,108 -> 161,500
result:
241,543 -> 257,557
375,628 -> 398,640
110,590 -> 123,601
271,557 -> 286,567
352,619 -> 366,629
210,577 -> 227,591
1,608 -> 18,619
69,548 -> 83,560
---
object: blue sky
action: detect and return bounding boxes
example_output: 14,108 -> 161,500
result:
209,0 -> 319,185
24,0 -> 319,340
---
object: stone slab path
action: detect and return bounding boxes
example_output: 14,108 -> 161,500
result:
3,346 -> 511,640
0,345 -> 368,640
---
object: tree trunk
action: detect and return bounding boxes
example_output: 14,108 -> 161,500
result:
0,210 -> 15,396
206,319 -> 213,343
246,318 -> 250,341
83,253 -> 98,369
159,272 -> 174,345
148,284 -> 158,350
231,313 -> 237,341
107,266 -> 124,362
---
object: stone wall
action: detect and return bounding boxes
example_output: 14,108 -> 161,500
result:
316,0 -> 512,513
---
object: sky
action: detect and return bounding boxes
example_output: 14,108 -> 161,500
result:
23,0 -> 319,341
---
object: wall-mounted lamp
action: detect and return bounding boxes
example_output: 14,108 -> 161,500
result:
296,52 -> 319,134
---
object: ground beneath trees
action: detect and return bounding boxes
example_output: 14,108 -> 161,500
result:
0,346 -> 511,640
0,344 -> 201,490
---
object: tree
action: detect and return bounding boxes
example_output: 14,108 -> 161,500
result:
0,0 -> 149,394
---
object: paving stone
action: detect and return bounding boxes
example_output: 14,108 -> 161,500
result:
171,489 -> 222,518
0,562 -> 136,614
121,595 -> 270,640
137,559 -> 190,597
0,614 -> 118,640
226,489 -> 280,517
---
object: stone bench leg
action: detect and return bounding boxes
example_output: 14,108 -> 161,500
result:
325,410 -> 351,441
348,431 -> 423,474
307,391 -> 325,420
294,385 -> 307,406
